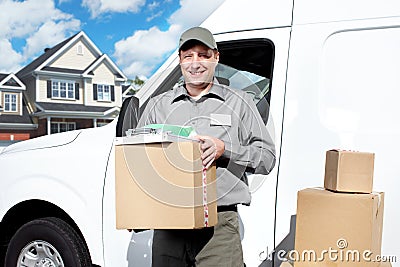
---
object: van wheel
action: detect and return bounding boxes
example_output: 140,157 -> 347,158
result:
5,217 -> 91,267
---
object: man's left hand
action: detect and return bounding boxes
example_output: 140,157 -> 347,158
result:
194,135 -> 225,169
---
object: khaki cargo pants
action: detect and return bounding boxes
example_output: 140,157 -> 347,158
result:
196,211 -> 244,267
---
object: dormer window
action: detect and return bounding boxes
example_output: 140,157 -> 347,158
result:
4,93 -> 17,112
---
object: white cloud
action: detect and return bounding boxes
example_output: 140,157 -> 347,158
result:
23,19 -> 80,60
0,0 -> 80,73
0,0 -> 74,39
114,25 -> 181,78
82,0 -> 146,18
113,0 -> 226,79
0,39 -> 23,73
146,10 -> 163,22
123,62 -> 154,80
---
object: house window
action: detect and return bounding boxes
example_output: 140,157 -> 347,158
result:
4,93 -> 17,112
52,80 -> 75,99
97,84 -> 111,101
50,122 -> 76,134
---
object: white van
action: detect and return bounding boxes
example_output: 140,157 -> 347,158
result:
1,0 -> 399,266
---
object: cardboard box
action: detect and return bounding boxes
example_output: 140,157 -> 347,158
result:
324,149 -> 375,193
280,261 -> 294,267
294,188 -> 384,267
115,141 -> 217,229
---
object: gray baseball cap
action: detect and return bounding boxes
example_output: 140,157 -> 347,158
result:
179,27 -> 217,50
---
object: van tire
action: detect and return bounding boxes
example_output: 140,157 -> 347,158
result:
5,217 -> 91,267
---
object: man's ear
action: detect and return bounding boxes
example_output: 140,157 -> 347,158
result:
215,51 -> 220,61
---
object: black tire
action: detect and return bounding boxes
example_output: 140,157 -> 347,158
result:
5,217 -> 91,267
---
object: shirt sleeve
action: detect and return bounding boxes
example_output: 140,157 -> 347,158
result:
221,93 -> 276,175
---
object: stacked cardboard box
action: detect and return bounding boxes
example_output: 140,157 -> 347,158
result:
324,149 -> 375,193
294,149 -> 386,267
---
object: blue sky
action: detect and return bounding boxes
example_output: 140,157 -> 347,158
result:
0,0 -> 225,79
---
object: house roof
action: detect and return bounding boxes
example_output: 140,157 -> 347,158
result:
41,66 -> 85,74
16,33 -> 78,79
0,73 -> 26,90
122,84 -> 138,99
36,102 -> 111,112
82,54 -> 126,80
34,102 -> 119,118
0,99 -> 37,129
122,84 -> 132,93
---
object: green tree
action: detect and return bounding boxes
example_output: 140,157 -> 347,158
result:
126,76 -> 145,95
133,76 -> 145,87
127,76 -> 145,88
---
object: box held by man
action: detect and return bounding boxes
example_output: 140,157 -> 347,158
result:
115,140 -> 217,229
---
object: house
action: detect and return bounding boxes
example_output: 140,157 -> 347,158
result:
16,31 -> 127,137
0,73 -> 37,144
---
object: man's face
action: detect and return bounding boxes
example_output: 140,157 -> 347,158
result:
179,43 -> 219,90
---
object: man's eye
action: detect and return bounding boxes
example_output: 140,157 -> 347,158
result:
199,54 -> 211,58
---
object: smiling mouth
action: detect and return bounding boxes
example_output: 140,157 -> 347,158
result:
189,70 -> 204,76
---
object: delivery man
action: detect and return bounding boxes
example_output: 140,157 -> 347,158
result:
137,26 -> 276,267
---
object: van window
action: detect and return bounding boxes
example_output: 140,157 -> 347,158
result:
142,39 -> 275,123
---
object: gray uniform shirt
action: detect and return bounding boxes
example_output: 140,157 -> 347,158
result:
138,80 -> 276,206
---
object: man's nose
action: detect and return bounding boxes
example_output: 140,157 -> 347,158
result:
190,54 -> 201,66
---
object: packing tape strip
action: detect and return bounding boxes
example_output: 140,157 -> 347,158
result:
202,167 -> 209,227
371,191 -> 382,217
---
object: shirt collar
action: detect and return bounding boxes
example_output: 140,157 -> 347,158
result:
171,78 -> 226,103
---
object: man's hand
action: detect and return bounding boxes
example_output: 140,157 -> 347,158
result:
194,135 -> 225,169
